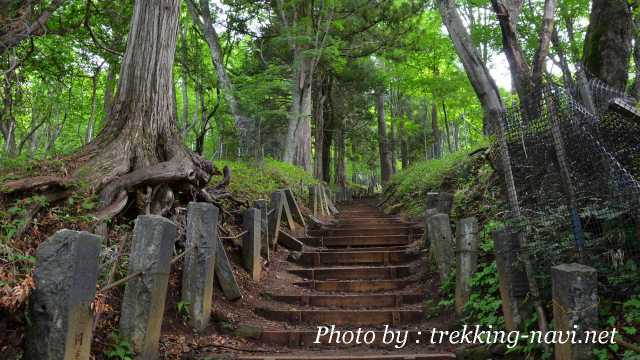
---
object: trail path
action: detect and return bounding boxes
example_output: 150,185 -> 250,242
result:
234,200 -> 456,360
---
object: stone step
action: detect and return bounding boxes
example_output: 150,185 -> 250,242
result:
254,308 -> 423,326
264,293 -> 422,308
294,279 -> 417,293
289,265 -> 413,280
296,250 -> 420,266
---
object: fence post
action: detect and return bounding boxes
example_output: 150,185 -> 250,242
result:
455,217 -> 479,316
269,191 -> 285,247
423,208 -> 438,249
254,199 -> 270,261
284,188 -> 306,227
120,215 -> 176,359
426,213 -> 455,280
552,263 -> 598,360
243,208 -> 262,281
181,202 -> 218,332
493,229 -> 530,331
25,230 -> 101,360
308,185 -> 318,216
426,192 -> 454,215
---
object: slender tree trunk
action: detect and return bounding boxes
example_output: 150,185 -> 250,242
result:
442,102 -> 452,154
376,91 -> 392,183
335,127 -> 346,187
431,103 -> 441,158
103,62 -> 117,114
399,118 -> 409,169
86,67 -> 101,144
187,0 -> 256,158
389,112 -> 397,174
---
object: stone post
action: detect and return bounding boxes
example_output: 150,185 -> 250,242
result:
493,229 -> 530,331
426,213 -> 455,280
181,202 -> 218,332
426,192 -> 454,215
26,230 -> 101,360
269,191 -> 285,246
423,208 -> 439,249
454,217 -> 479,316
243,208 -> 262,281
254,199 -> 270,261
552,263 -> 598,360
120,215 -> 176,359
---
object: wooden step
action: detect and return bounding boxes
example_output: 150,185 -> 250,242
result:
316,246 -> 414,252
264,293 -> 422,308
299,235 -> 413,248
289,265 -> 413,280
294,279 -> 416,292
309,228 -> 416,237
255,308 -> 423,326
296,250 -> 420,266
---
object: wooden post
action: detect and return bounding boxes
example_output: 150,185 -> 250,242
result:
254,199 -> 270,261
243,208 -> 262,281
269,191 -> 285,246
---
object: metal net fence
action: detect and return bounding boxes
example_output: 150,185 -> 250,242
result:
491,78 -> 640,300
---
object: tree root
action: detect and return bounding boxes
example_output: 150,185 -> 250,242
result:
2,176 -> 71,193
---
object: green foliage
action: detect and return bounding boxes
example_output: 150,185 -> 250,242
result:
384,143 -> 488,217
176,300 -> 191,323
104,332 -> 135,360
210,159 -> 318,203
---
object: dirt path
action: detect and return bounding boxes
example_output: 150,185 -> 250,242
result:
199,199 -> 457,359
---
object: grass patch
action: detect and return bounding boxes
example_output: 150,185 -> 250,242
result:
210,158 -> 319,203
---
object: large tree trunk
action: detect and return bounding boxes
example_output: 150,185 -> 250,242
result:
313,75 -> 327,179
583,0 -> 633,90
187,0 -> 256,159
376,92 -> 393,184
283,53 -> 313,171
73,0 -> 212,207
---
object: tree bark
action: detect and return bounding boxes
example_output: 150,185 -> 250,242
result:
85,66 -> 101,144
376,92 -> 392,184
74,0 -> 212,207
583,0 -> 633,89
0,0 -> 67,55
438,0 -> 504,132
431,103 -> 441,158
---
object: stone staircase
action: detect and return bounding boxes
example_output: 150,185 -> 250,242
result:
238,201 -> 456,360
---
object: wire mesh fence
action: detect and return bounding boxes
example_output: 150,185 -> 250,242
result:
490,76 -> 640,301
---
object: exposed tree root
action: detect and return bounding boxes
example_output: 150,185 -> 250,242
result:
2,176 -> 71,193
